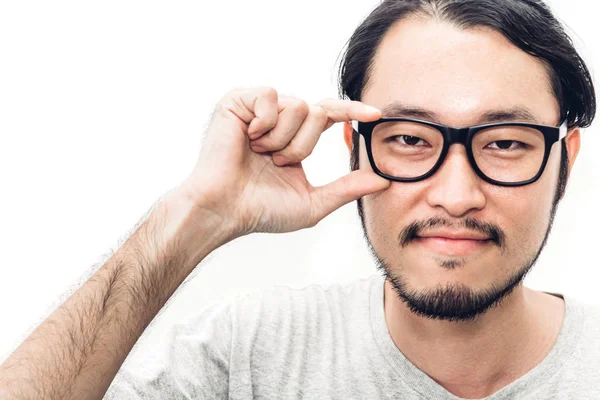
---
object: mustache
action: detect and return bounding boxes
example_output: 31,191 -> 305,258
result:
399,217 -> 506,249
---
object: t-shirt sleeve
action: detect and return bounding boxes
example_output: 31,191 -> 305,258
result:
103,300 -> 232,399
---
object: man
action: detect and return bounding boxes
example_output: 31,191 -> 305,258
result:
0,0 -> 598,398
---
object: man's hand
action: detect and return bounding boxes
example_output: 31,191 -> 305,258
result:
180,87 -> 391,237
0,87 -> 391,400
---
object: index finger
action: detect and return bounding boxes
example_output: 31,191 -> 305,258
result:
317,99 -> 381,131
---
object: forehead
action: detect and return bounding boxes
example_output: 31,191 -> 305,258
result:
362,17 -> 559,126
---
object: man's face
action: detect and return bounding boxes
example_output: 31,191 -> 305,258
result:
357,17 -> 568,321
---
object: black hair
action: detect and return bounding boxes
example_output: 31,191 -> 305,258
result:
337,0 -> 596,216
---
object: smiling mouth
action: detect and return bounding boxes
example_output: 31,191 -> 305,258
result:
415,236 -> 493,256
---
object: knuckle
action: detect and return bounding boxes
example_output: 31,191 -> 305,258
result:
262,109 -> 279,125
286,147 -> 303,161
317,98 -> 335,107
285,145 -> 310,161
214,99 -> 235,119
258,86 -> 278,100
310,104 -> 328,122
291,99 -> 310,117
221,88 -> 243,102
258,131 -> 287,149
216,88 -> 244,113
270,135 -> 290,149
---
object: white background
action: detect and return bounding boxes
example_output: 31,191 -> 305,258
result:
1,0 -> 599,364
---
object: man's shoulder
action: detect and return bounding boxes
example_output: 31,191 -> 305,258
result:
233,274 -> 379,312
579,299 -> 600,333
221,275 -> 381,361
227,274 -> 381,330
558,296 -> 600,386
564,295 -> 600,358
565,295 -> 600,329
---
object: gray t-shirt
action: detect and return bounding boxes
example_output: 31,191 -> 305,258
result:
104,274 -> 600,399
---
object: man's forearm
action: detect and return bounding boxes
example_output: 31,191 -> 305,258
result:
0,187 -> 231,400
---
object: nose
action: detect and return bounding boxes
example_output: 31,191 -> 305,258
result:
425,144 -> 486,217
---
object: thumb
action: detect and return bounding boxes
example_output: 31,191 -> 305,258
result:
311,169 -> 391,221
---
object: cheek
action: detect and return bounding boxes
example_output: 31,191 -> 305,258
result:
363,193 -> 408,252
485,148 -> 561,251
487,187 -> 536,249
362,182 -> 428,250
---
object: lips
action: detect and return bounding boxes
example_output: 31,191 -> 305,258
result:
417,231 -> 492,241
415,235 -> 492,256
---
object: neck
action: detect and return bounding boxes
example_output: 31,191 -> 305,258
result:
383,280 -> 565,398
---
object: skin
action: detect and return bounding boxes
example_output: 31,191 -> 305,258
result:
0,88 -> 389,398
343,18 -> 581,398
0,13 -> 584,400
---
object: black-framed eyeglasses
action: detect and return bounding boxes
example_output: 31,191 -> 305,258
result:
351,118 -> 568,187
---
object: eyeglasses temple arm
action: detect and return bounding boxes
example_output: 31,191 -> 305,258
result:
559,120 -> 569,140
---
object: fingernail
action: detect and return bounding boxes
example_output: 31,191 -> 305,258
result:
365,105 -> 381,113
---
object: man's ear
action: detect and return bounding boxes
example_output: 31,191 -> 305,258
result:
343,122 -> 353,153
566,127 -> 581,177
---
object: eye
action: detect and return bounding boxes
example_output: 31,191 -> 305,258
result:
486,140 -> 528,150
389,135 -> 430,147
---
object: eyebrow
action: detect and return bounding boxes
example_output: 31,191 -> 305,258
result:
380,101 -> 541,126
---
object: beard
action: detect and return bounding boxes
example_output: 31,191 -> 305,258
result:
370,239 -> 543,323
355,144 -> 568,323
